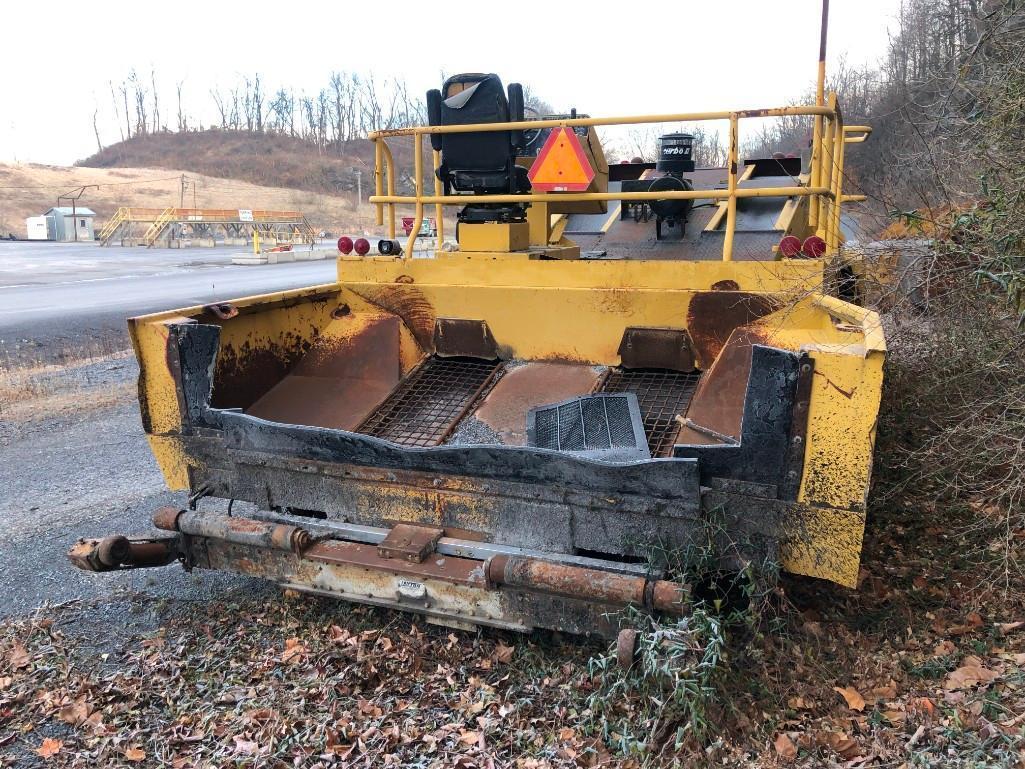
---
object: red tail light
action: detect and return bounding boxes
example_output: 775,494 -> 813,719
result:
778,235 -> 802,257
337,236 -> 353,254
802,235 -> 826,258
353,238 -> 371,256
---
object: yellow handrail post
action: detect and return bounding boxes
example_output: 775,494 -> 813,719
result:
829,98 -> 846,254
722,114 -> 739,262
810,116 -> 823,232
810,0 -> 829,232
405,133 -> 424,258
380,141 -> 397,239
433,148 -> 444,251
819,112 -> 835,243
374,139 -> 384,227
843,125 -> 872,144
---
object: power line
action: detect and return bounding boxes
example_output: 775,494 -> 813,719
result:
0,173 -> 183,191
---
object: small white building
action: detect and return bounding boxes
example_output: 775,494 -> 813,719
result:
25,216 -> 48,240
35,207 -> 96,241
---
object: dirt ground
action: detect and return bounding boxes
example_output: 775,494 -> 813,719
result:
2,348 -> 1023,767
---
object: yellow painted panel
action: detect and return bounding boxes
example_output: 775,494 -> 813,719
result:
147,435 -> 192,490
780,504 -> 866,587
338,256 -> 824,293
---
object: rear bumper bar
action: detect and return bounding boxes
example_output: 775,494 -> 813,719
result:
69,508 -> 690,638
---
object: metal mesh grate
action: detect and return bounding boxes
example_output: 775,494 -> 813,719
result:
527,394 -> 649,461
598,369 -> 702,456
358,357 -> 501,447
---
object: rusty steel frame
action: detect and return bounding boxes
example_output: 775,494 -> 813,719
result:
92,509 -> 695,637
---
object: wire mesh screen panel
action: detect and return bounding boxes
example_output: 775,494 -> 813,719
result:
358,357 -> 501,447
598,369 -> 702,456
527,393 -> 650,462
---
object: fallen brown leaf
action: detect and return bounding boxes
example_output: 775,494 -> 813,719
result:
933,639 -> 956,657
280,637 -> 307,664
997,621 -> 1024,636
233,737 -> 260,755
866,681 -> 898,702
834,685 -> 867,711
945,656 -> 999,690
58,699 -> 91,726
774,733 -> 797,761
493,642 -> 515,664
124,745 -> 146,762
9,641 -> 30,670
820,731 -> 861,759
35,738 -> 62,758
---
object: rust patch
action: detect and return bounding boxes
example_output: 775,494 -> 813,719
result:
305,540 -> 486,587
204,302 -> 238,320
353,285 -> 436,352
814,371 -> 857,399
676,326 -> 774,445
488,556 -> 689,616
377,524 -> 443,563
617,327 -> 695,372
212,331 -> 317,411
473,363 -> 602,446
247,314 -> 402,431
433,318 -> 499,359
686,291 -> 780,368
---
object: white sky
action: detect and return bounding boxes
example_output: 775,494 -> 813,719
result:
0,0 -> 900,166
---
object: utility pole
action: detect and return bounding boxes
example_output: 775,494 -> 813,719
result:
57,185 -> 95,242
180,174 -> 186,208
353,168 -> 363,230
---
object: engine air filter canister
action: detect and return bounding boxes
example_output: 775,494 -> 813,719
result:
656,133 -> 696,174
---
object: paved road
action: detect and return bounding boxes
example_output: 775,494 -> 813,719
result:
0,241 -> 336,322
0,241 -> 337,363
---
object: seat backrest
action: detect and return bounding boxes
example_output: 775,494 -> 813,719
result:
428,73 -> 524,175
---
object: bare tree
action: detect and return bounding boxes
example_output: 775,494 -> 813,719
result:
176,80 -> 188,131
150,67 -> 160,133
128,70 -> 149,136
109,81 -> 125,142
92,102 -> 102,152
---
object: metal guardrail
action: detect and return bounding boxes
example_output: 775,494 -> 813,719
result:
99,207 -> 316,246
368,96 -> 872,261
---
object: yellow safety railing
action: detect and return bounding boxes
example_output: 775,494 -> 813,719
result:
98,207 -> 130,243
143,207 -> 176,246
368,98 -> 866,261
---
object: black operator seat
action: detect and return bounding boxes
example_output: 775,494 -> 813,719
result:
427,73 -> 529,202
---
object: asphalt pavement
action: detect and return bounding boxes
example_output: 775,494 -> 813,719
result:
0,240 -> 337,363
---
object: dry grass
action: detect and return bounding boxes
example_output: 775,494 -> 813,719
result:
0,349 -> 135,424
0,162 -> 380,237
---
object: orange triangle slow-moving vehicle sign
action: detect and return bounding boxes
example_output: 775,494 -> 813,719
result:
527,127 -> 595,192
